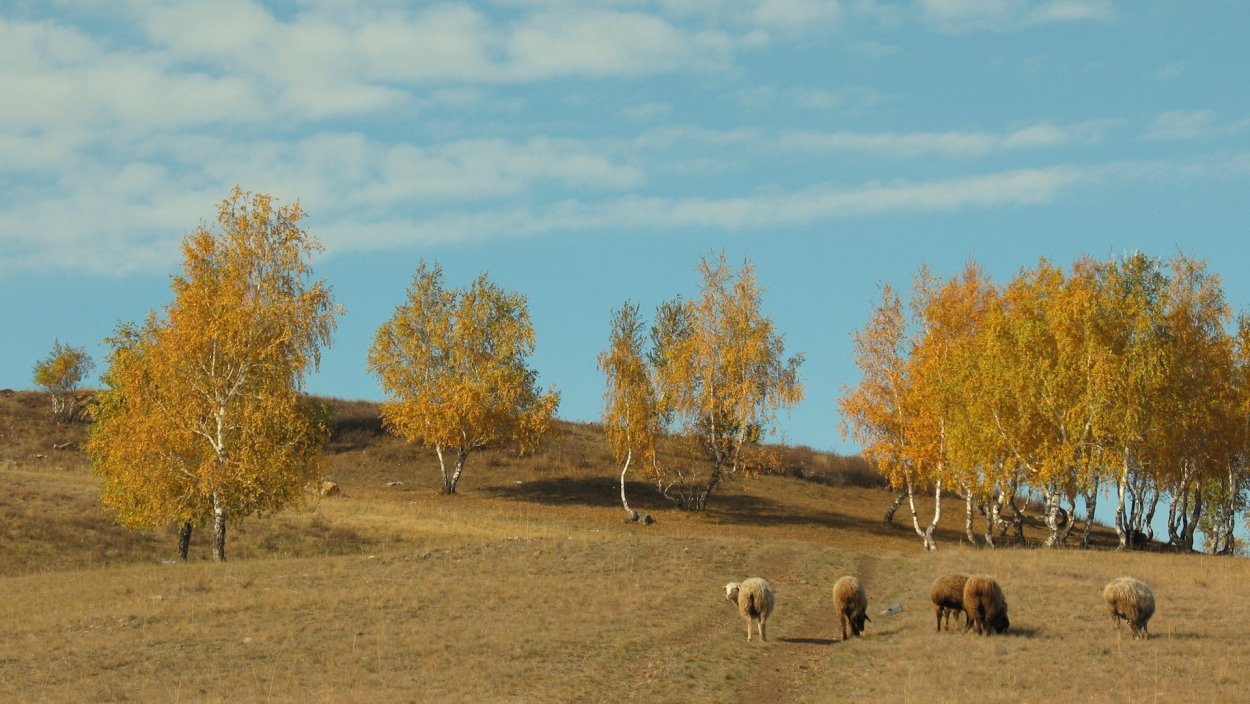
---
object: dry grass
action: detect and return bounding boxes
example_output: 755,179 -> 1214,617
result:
2,391 -> 1248,703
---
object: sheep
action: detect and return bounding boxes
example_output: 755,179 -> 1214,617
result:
929,574 -> 969,632
962,575 -> 1009,636
1103,576 -> 1155,640
724,577 -> 775,642
831,575 -> 870,640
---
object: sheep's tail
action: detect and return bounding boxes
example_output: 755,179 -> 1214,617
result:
746,591 -> 764,617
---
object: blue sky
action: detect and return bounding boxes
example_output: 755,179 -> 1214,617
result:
3,0 -> 1250,454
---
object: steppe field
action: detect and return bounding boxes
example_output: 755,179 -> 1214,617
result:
2,390 -> 1246,703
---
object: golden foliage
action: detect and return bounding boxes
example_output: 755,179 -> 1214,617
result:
87,187 -> 340,561
32,340 -> 94,419
599,305 -> 657,449
648,253 -> 804,510
368,260 -> 560,494
842,252 -> 1250,550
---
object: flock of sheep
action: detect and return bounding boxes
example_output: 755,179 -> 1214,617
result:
723,574 -> 1155,642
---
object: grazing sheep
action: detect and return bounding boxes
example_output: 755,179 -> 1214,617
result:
1103,576 -> 1155,640
962,575 -> 1009,636
831,575 -> 871,640
930,574 -> 969,632
724,577 -> 775,642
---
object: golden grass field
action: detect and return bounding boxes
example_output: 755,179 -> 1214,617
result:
2,390 -> 1247,703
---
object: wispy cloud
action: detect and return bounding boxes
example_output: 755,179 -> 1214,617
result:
778,121 -> 1111,158
917,0 -> 1113,32
639,120 -> 1113,159
1145,110 -> 1215,142
313,166 -> 1088,256
10,153 -> 1246,275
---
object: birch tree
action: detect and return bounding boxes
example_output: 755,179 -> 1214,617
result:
32,341 -> 94,420
598,301 -> 658,521
88,188 -> 339,562
904,263 -> 995,550
839,283 -> 913,526
368,261 -> 560,495
649,254 -> 804,510
1154,256 -> 1234,550
1099,253 -> 1171,549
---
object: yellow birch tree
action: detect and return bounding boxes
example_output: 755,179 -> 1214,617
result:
87,188 -> 340,562
839,283 -> 914,525
598,301 -> 658,522
1097,252 -> 1171,548
902,262 -> 994,551
1154,255 -> 1234,550
649,253 -> 803,511
32,340 -> 94,420
368,261 -> 559,495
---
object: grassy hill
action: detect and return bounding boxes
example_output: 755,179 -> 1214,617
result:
2,390 -> 1248,703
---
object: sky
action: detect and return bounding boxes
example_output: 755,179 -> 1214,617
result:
3,0 -> 1250,455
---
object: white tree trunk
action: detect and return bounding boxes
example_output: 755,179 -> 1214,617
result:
925,480 -> 942,551
211,493 -> 227,563
963,484 -> 977,546
1114,450 -> 1130,549
1042,485 -> 1062,548
906,478 -> 941,552
620,448 -> 638,520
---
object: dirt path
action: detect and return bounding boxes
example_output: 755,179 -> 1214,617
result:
734,553 -> 893,704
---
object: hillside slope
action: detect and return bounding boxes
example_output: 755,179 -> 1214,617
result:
2,391 -> 1246,703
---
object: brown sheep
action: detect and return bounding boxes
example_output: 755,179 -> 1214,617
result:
831,575 -> 870,640
962,575 -> 1009,636
1103,576 -> 1155,640
930,574 -> 968,632
724,577 -> 775,642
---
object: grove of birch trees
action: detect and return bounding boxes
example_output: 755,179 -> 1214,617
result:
840,253 -> 1249,554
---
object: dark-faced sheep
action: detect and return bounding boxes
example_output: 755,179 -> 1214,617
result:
930,574 -> 968,632
724,577 -> 775,642
831,575 -> 870,640
962,575 -> 1009,636
1103,576 -> 1154,640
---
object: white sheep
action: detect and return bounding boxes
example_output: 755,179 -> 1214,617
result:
1103,576 -> 1155,640
724,577 -> 775,642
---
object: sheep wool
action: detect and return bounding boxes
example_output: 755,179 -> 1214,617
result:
724,577 -> 775,642
929,574 -> 969,632
962,575 -> 1009,636
1103,576 -> 1155,640
831,575 -> 870,640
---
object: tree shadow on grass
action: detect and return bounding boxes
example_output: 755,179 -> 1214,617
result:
483,477 -> 672,512
484,476 -> 967,543
703,491 -> 970,544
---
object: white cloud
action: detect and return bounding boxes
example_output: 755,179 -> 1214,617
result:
753,0 -> 843,32
917,0 -> 1113,31
1145,110 -> 1215,141
315,166 -> 1089,254
7,148 -> 1250,275
0,131 -> 646,274
139,1 -> 734,89
642,121 -> 1110,159
1025,0 -> 1113,24
506,10 -> 728,78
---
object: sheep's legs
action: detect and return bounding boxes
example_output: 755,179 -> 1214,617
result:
758,618 -> 767,642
